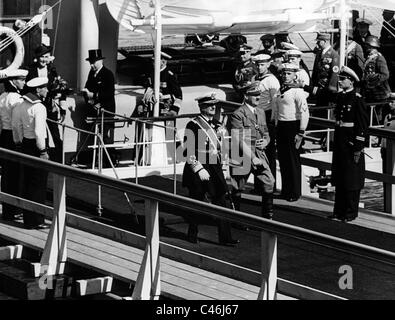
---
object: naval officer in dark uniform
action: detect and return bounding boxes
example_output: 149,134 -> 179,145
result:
182,93 -> 238,246
228,82 -> 275,219
330,66 -> 369,222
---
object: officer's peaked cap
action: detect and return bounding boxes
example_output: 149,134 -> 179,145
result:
6,69 -> 28,79
356,17 -> 372,25
239,44 -> 253,52
279,42 -> 299,51
244,81 -> 261,96
260,34 -> 275,42
26,77 -> 48,88
316,33 -> 331,41
339,66 -> 360,82
195,93 -> 218,107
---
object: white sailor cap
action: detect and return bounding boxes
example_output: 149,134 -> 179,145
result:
5,69 -> 28,79
286,49 -> 303,58
26,77 -> 48,88
279,42 -> 300,51
252,54 -> 272,63
280,63 -> 300,72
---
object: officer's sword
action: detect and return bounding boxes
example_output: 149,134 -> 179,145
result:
348,141 -> 373,159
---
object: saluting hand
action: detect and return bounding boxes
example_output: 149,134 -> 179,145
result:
198,169 -> 210,181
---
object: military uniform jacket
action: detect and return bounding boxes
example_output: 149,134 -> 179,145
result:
331,90 -> 369,190
233,60 -> 258,93
182,115 -> 228,196
85,66 -> 116,113
362,52 -> 391,102
312,47 -> 340,93
228,103 -> 270,175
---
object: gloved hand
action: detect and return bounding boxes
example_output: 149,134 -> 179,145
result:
354,151 -> 362,164
294,134 -> 304,149
255,139 -> 267,150
40,151 -> 50,161
198,169 -> 210,181
252,157 -> 264,169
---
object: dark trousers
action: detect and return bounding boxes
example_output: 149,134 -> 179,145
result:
47,111 -> 63,163
187,180 -> 233,243
333,187 -> 361,219
21,138 -> 47,228
0,130 -> 22,220
277,120 -> 302,199
265,111 -> 277,181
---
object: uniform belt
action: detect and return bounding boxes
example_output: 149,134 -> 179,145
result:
336,121 -> 354,127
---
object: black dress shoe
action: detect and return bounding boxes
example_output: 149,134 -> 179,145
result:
341,217 -> 356,223
219,239 -> 240,247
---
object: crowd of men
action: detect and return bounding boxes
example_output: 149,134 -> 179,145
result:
0,45 -> 115,229
1,10 -> 394,243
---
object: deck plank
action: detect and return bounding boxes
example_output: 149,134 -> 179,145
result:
0,220 -> 263,300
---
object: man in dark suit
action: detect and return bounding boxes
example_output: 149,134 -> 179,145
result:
182,93 -> 238,246
27,44 -> 67,163
228,82 -> 275,219
83,49 -> 116,166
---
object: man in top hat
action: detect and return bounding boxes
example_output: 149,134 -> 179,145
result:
251,54 -> 280,181
311,33 -> 340,108
83,49 -> 117,166
182,93 -> 239,246
0,69 -> 27,220
273,63 -> 309,202
353,17 -> 373,47
27,44 -> 68,163
12,76 -> 52,229
228,81 -> 275,219
233,44 -> 257,99
330,66 -> 369,222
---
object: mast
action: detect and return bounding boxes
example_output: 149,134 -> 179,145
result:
338,0 -> 348,68
153,0 -> 162,117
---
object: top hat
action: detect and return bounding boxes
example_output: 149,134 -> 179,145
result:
34,44 -> 52,58
86,49 -> 105,62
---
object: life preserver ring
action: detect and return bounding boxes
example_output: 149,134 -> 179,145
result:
0,26 -> 25,78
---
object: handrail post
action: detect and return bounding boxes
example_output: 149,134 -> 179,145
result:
258,231 -> 277,300
384,138 -> 395,214
173,124 -> 177,195
38,174 -> 67,277
132,199 -> 161,300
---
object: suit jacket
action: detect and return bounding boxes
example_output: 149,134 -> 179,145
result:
85,66 -> 116,113
228,103 -> 270,174
182,115 -> 228,196
312,47 -> 340,93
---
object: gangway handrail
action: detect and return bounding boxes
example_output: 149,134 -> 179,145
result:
1,148 -> 395,268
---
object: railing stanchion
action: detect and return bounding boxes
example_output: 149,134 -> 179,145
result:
258,231 -> 277,300
131,199 -> 161,300
173,123 -> 177,195
38,174 -> 68,277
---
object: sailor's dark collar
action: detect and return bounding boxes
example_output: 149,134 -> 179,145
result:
23,92 -> 42,104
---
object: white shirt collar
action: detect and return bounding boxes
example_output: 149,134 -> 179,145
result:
94,65 -> 103,76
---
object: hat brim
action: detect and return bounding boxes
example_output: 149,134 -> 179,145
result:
86,57 -> 105,62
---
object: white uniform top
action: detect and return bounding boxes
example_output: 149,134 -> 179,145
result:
0,91 -> 23,132
273,87 -> 309,131
256,73 -> 280,112
11,94 -> 47,151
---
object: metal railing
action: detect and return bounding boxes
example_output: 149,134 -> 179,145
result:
1,148 -> 395,299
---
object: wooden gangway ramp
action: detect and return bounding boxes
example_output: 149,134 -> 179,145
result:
0,219 -> 294,300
